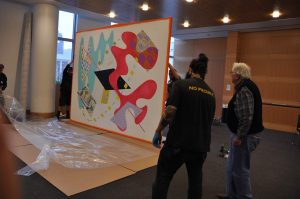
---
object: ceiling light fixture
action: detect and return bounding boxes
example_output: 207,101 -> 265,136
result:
141,2 -> 150,11
271,9 -> 281,18
183,20 -> 190,28
108,10 -> 116,18
186,0 -> 194,2
222,15 -> 230,24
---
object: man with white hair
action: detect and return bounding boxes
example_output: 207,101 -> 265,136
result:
218,63 -> 264,199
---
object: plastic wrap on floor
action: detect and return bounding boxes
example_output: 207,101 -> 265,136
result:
14,119 -> 155,170
2,95 -> 155,171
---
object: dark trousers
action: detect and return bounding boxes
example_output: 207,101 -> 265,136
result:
152,145 -> 207,199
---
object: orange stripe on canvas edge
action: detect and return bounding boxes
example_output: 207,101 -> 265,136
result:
76,17 -> 172,34
161,17 -> 172,116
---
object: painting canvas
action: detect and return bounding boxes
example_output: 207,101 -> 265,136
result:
71,18 -> 172,142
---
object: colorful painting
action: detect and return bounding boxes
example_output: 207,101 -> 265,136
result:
71,18 -> 171,142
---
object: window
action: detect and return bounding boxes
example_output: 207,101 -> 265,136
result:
56,11 -> 76,83
167,37 -> 175,82
169,37 -> 175,65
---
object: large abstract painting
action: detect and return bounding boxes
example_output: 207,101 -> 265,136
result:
71,18 -> 172,142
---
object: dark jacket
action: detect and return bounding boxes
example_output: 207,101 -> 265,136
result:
227,79 -> 264,135
165,78 -> 216,152
0,73 -> 7,91
59,65 -> 73,106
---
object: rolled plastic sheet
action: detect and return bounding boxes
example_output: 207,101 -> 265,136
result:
0,94 -> 26,123
1,95 -> 155,172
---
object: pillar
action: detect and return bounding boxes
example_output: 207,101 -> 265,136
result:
30,4 -> 58,116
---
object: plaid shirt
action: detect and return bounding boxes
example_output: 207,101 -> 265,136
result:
234,86 -> 254,137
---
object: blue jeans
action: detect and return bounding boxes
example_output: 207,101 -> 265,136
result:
152,146 -> 207,199
226,133 -> 261,199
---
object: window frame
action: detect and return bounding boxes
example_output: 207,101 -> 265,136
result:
56,11 -> 77,83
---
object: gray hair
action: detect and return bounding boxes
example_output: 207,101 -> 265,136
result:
232,62 -> 251,78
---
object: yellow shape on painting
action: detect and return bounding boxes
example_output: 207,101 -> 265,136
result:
101,90 -> 109,104
124,83 -> 128,89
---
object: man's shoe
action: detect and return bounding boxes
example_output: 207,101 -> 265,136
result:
216,193 -> 230,199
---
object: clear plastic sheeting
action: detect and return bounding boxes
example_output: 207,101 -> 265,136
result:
14,119 -> 155,170
17,145 -> 51,176
17,165 -> 36,176
15,120 -> 154,170
2,95 -> 155,171
0,94 -> 26,123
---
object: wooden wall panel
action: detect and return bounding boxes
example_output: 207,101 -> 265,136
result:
254,78 -> 300,106
238,31 -> 271,55
263,105 -> 300,133
223,32 -> 239,104
174,38 -> 227,118
270,30 -> 300,54
269,55 -> 300,78
237,29 -> 300,132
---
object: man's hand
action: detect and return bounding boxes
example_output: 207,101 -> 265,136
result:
168,63 -> 181,80
152,132 -> 162,148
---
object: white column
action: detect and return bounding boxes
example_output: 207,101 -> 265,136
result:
30,4 -> 58,115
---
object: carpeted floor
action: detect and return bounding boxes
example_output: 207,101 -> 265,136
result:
14,125 -> 300,199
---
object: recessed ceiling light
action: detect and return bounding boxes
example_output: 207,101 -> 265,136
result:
141,2 -> 150,11
222,15 -> 230,24
186,0 -> 194,2
108,10 -> 116,18
271,9 -> 281,18
183,20 -> 190,28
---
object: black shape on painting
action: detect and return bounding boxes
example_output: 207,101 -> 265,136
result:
95,69 -> 131,90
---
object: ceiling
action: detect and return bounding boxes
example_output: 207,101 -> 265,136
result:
8,0 -> 300,32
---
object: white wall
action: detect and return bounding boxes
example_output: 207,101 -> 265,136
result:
0,0 -> 29,97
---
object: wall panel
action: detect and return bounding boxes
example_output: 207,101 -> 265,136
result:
223,32 -> 239,104
237,29 -> 300,132
263,105 -> 299,132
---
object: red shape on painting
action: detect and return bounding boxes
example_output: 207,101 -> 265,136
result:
109,31 -> 158,129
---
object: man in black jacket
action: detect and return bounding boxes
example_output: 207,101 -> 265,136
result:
57,63 -> 73,119
218,63 -> 264,199
152,53 -> 215,199
0,64 -> 7,106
